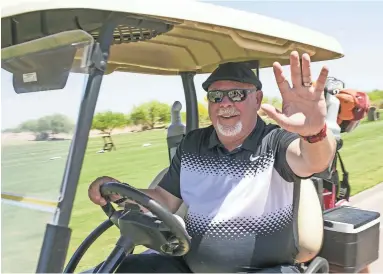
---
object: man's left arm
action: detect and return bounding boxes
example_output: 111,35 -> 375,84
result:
286,128 -> 337,178
262,51 -> 339,179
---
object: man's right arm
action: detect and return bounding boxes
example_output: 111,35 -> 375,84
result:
88,140 -> 184,214
139,186 -> 183,213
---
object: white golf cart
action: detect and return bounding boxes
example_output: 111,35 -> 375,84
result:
1,0 -> 380,273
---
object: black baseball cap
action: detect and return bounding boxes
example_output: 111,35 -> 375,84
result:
202,62 -> 262,91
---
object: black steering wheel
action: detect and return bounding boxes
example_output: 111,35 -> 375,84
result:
64,182 -> 191,273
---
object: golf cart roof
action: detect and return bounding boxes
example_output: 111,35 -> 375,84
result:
1,0 -> 344,75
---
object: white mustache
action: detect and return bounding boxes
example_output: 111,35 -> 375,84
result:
218,108 -> 240,116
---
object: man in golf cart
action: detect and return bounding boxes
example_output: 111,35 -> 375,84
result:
89,51 -> 337,273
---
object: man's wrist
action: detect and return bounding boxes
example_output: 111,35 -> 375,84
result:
300,123 -> 327,143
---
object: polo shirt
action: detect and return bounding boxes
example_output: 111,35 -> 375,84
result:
158,116 -> 302,273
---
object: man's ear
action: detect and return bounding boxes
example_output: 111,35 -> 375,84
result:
256,90 -> 263,108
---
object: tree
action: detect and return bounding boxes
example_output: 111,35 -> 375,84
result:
156,102 -> 171,124
91,111 -> 128,134
90,111 -> 128,152
129,101 -> 171,130
18,113 -> 74,141
46,114 -> 74,135
198,103 -> 210,124
142,100 -> 171,128
130,106 -> 149,127
19,119 -> 40,134
368,89 -> 383,109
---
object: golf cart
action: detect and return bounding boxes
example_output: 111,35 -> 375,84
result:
1,0 -> 380,273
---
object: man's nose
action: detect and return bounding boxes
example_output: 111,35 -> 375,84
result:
219,95 -> 233,108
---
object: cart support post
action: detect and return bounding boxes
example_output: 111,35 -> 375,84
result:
36,15 -> 118,274
181,72 -> 199,132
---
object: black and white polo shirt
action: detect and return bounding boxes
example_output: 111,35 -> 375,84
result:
158,116 -> 302,273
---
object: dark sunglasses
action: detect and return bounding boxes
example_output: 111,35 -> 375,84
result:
207,88 -> 257,103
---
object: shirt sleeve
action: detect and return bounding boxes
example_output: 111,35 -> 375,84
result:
268,128 -> 304,183
157,139 -> 183,199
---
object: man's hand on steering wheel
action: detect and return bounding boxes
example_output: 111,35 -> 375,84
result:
88,176 -> 149,212
98,182 -> 191,254
88,176 -> 122,206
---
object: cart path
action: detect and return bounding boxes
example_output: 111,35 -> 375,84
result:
350,182 -> 383,273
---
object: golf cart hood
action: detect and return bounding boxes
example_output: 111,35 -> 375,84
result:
1,0 -> 344,75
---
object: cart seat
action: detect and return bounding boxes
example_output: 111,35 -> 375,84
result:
148,169 -> 324,264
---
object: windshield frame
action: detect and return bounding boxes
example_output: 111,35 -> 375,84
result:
32,20 -> 118,273
0,21 -> 118,273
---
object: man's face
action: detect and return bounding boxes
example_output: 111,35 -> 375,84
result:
207,80 -> 263,139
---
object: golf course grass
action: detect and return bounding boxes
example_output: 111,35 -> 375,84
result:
1,119 -> 382,272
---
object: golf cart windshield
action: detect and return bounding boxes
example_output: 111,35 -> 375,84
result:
1,30 -> 93,273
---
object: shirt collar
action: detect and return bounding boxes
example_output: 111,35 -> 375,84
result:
208,116 -> 266,152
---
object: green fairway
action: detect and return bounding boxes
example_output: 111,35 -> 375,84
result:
335,120 -> 383,194
1,120 -> 382,272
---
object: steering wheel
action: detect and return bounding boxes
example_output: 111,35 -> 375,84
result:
64,182 -> 191,273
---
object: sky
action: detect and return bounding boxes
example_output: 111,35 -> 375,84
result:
1,1 -> 382,129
